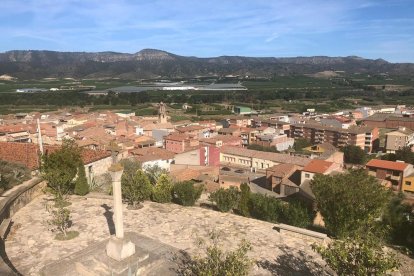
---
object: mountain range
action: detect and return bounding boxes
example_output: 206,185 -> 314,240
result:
0,49 -> 413,79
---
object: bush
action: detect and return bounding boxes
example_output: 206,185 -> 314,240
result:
280,200 -> 313,228
313,231 -> 400,276
180,231 -> 253,276
74,162 -> 89,196
151,174 -> 173,203
247,193 -> 283,223
173,181 -> 203,206
237,183 -> 250,217
121,169 -> 152,207
209,187 -> 240,212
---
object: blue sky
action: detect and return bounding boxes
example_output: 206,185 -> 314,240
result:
1,0 -> 413,62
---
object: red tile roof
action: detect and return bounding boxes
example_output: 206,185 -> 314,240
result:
366,159 -> 409,171
302,159 -> 334,174
0,142 -> 111,170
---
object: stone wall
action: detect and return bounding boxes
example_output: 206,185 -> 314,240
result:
0,177 -> 46,275
0,177 -> 46,236
274,223 -> 329,245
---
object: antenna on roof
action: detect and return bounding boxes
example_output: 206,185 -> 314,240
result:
37,119 -> 44,155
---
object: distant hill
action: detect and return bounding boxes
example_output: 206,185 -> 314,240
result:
0,49 -> 413,79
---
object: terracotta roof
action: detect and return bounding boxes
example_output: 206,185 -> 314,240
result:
366,159 -> 409,171
176,125 -> 206,133
267,163 -> 299,178
164,133 -> 191,142
130,147 -> 174,162
302,159 -> 334,174
0,141 -> 110,170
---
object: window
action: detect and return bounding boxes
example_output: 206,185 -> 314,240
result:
305,173 -> 310,178
393,171 -> 400,177
406,181 -> 412,186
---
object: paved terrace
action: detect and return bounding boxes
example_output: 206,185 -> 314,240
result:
5,194 -> 331,275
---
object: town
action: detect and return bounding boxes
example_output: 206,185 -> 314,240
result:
1,98 -> 414,274
1,0 -> 414,274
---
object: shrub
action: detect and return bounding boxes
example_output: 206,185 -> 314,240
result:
313,231 -> 400,276
209,187 -> 240,212
237,183 -> 251,217
247,193 -> 283,223
280,200 -> 313,228
121,169 -> 152,207
180,231 -> 253,276
46,199 -> 74,239
173,181 -> 203,206
151,174 -> 173,203
74,162 -> 89,196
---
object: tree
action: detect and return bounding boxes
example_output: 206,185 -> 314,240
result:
173,181 -> 203,206
74,161 -> 89,196
247,193 -> 284,223
42,139 -> 82,201
311,169 -> 391,238
209,187 -> 240,212
144,164 -> 169,184
151,174 -> 173,203
382,193 -> 414,252
237,183 -> 250,217
293,138 -> 312,152
342,145 -> 366,164
121,169 -> 152,208
382,146 -> 414,164
281,200 -> 313,228
313,230 -> 400,276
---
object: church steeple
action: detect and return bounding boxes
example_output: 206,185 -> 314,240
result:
158,102 -> 167,124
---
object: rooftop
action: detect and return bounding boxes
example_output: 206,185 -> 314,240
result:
302,160 -> 334,174
366,159 -> 409,171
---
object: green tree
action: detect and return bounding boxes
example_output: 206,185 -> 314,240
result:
311,169 -> 391,238
342,145 -> 366,164
382,146 -> 414,164
247,193 -> 284,223
173,181 -> 203,206
121,169 -> 152,208
151,174 -> 173,203
144,164 -> 169,184
313,231 -> 400,276
293,138 -> 312,152
74,161 -> 89,196
237,183 -> 250,217
281,200 -> 313,228
42,139 -> 82,201
209,187 -> 240,212
382,193 -> 414,252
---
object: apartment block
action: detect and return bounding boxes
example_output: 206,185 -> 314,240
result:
385,127 -> 414,153
290,123 -> 379,152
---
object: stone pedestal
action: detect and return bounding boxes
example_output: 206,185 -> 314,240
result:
106,237 -> 136,262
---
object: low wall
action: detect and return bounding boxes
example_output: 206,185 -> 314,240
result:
274,223 -> 329,244
0,177 -> 46,275
0,177 -> 46,234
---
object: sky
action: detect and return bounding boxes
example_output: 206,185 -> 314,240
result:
1,0 -> 413,62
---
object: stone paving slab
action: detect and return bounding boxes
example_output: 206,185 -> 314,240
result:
5,194 -> 331,275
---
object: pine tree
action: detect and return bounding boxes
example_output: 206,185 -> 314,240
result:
74,161 -> 89,196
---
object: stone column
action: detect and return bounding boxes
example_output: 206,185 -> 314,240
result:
111,167 -> 124,239
106,163 -> 135,261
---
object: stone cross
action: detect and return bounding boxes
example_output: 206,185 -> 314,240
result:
106,163 -> 135,261
110,164 -> 125,239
